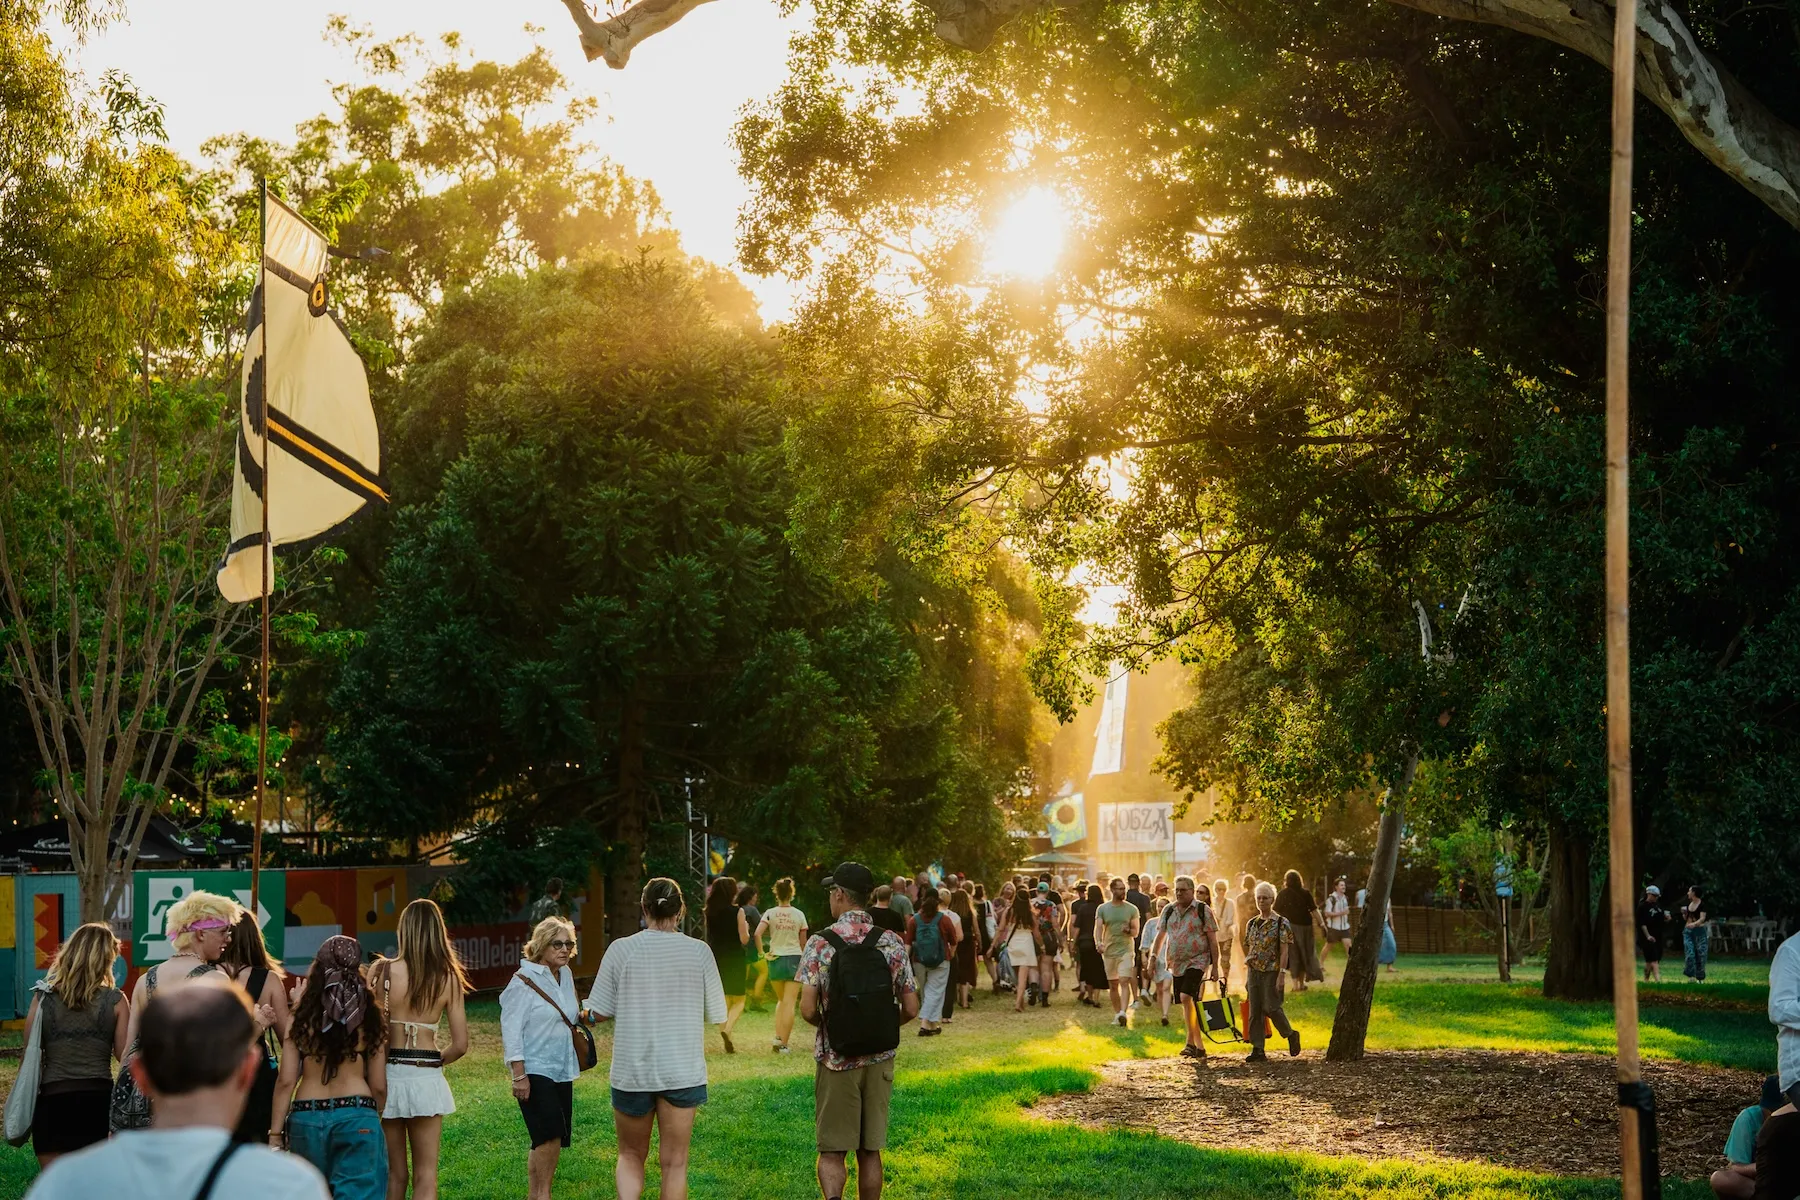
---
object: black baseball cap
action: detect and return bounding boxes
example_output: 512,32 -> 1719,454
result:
823,862 -> 876,895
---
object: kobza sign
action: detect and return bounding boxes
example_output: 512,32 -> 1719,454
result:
1097,802 -> 1174,854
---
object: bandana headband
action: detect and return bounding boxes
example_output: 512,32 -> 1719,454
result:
181,917 -> 230,932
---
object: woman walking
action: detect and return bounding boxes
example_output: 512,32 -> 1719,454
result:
906,887 -> 959,1036
1139,899 -> 1173,1026
1071,884 -> 1108,1007
753,877 -> 808,1053
18,923 -> 128,1166
114,889 -> 245,1131
1682,885 -> 1710,983
1001,889 -> 1039,1012
501,917 -> 583,1200
949,887 -> 981,1013
738,882 -> 767,1010
703,877 -> 749,1053
1273,871 -> 1320,992
220,908 -> 290,1146
1243,882 -> 1301,1062
374,899 -> 471,1200
587,879 -> 725,1200
1210,879 -> 1236,992
271,935 -> 389,1200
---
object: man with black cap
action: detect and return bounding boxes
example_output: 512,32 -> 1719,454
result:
1637,884 -> 1669,983
798,862 -> 920,1200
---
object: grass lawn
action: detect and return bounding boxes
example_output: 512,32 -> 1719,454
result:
0,953 -> 1778,1198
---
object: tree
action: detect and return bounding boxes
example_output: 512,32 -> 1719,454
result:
0,4 -> 249,918
323,254 -> 1026,936
554,0 -> 1800,232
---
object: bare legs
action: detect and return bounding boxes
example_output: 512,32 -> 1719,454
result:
1013,964 -> 1035,1012
817,1149 -> 883,1200
774,979 -> 802,1048
615,1099 -> 700,1200
528,1142 -> 561,1200
383,1115 -> 445,1200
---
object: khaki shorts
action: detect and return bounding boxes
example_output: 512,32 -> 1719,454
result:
1103,952 -> 1135,981
815,1059 -> 896,1152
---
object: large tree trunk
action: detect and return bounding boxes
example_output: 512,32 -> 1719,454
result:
1326,751 -> 1418,1061
608,695 -> 648,946
1542,819 -> 1614,1000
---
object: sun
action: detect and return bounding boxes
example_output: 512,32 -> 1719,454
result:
984,186 -> 1068,280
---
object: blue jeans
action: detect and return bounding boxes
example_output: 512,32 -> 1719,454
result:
1683,925 -> 1709,981
288,1103 -> 388,1200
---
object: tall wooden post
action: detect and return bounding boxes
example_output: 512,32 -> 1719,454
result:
251,181 -> 270,916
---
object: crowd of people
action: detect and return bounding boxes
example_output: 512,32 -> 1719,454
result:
8,861 -> 1796,1200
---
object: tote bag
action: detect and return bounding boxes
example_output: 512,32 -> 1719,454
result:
4,983 -> 51,1146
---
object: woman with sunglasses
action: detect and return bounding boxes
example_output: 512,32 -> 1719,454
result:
501,918 -> 584,1200
113,889 -> 247,1131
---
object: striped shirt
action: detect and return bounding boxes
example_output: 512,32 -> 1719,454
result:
584,930 -> 726,1092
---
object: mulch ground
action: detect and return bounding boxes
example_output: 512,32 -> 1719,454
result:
1032,1048 -> 1759,1180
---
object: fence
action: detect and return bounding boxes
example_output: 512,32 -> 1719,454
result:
1382,905 -> 1493,954
0,866 -> 606,1021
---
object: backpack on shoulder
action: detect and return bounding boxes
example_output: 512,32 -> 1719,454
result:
820,928 -> 902,1058
913,913 -> 948,968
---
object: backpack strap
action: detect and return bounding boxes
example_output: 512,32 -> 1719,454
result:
191,1140 -> 240,1200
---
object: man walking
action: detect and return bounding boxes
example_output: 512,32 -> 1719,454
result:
27,981 -> 329,1200
1098,877 -> 1141,1027
1243,881 -> 1302,1063
529,877 -> 567,927
1151,876 -> 1221,1059
1028,882 -> 1061,1006
1234,874 -> 1257,961
799,863 -> 920,1200
887,876 -> 914,922
1125,874 -> 1153,1002
869,885 -> 906,934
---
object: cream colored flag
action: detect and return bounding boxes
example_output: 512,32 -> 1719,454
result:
217,189 -> 386,602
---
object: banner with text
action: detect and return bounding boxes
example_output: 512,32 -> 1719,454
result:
1097,802 -> 1173,855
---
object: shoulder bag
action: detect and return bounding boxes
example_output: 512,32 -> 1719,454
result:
3,982 -> 51,1146
518,972 -> 597,1072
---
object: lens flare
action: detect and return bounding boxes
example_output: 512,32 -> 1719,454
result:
984,187 -> 1067,280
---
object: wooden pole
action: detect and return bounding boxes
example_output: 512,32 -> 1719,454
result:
1604,4 -> 1655,1198
251,180 -> 269,917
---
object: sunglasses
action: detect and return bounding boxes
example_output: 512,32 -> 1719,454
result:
548,939 -> 577,951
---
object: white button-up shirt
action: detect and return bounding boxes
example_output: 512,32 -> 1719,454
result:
1772,931 -> 1800,1092
499,959 -> 580,1083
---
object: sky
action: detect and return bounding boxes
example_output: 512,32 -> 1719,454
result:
57,0 -> 802,318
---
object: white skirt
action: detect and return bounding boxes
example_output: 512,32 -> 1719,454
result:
1007,930 -> 1038,968
384,1061 -> 456,1119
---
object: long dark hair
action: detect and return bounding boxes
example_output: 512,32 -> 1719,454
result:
291,936 -> 385,1083
1011,890 -> 1034,928
1085,883 -> 1103,904
220,909 -> 284,979
735,881 -> 758,907
1283,869 -> 1304,891
919,887 -> 941,916
706,876 -> 737,917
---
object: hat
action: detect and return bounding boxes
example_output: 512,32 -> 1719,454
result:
823,862 -> 875,895
1037,881 -> 1050,892
1645,885 -> 1661,896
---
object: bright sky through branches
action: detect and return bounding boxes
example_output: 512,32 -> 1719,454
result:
984,187 -> 1068,280
56,0 -> 798,319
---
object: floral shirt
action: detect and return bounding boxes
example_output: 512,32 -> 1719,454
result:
1030,896 -> 1062,951
796,909 -> 917,1072
1244,912 -> 1293,973
1157,900 -> 1218,975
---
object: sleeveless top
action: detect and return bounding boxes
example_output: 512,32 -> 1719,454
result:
40,986 -> 123,1086
705,906 -> 741,960
763,905 -> 807,957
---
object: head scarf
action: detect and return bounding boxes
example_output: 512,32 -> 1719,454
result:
315,935 -> 367,1034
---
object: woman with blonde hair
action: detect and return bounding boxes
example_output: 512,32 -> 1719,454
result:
374,899 -> 471,1200
113,889 -> 245,1131
753,877 -> 807,1053
501,917 -> 584,1200
219,907 -> 290,1145
17,922 -> 128,1165
1211,878 -> 1237,991
272,934 -> 389,1198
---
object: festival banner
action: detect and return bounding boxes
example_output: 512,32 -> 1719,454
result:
1097,802 -> 1173,855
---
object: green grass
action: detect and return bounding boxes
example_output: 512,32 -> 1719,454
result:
1,954 -> 1778,1198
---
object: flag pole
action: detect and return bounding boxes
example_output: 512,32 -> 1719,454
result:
251,180 -> 270,917
1604,3 -> 1658,1197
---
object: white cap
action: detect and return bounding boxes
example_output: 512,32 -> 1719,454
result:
1645,885 -> 1661,896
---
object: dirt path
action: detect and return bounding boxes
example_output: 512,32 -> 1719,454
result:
1032,1049 -> 1759,1180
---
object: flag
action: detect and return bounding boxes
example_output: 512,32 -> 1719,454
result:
1044,793 -> 1086,848
1089,664 -> 1127,775
217,188 -> 386,602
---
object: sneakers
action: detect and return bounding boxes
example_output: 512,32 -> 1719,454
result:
772,1043 -> 789,1054
1287,1029 -> 1302,1057
1114,1012 -> 1127,1027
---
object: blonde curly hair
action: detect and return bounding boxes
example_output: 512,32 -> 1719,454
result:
163,890 -> 245,955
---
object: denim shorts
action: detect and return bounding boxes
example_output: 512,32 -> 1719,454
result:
610,1084 -> 708,1118
287,1099 -> 388,1200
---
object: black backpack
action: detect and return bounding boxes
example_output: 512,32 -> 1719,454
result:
819,927 -> 902,1059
